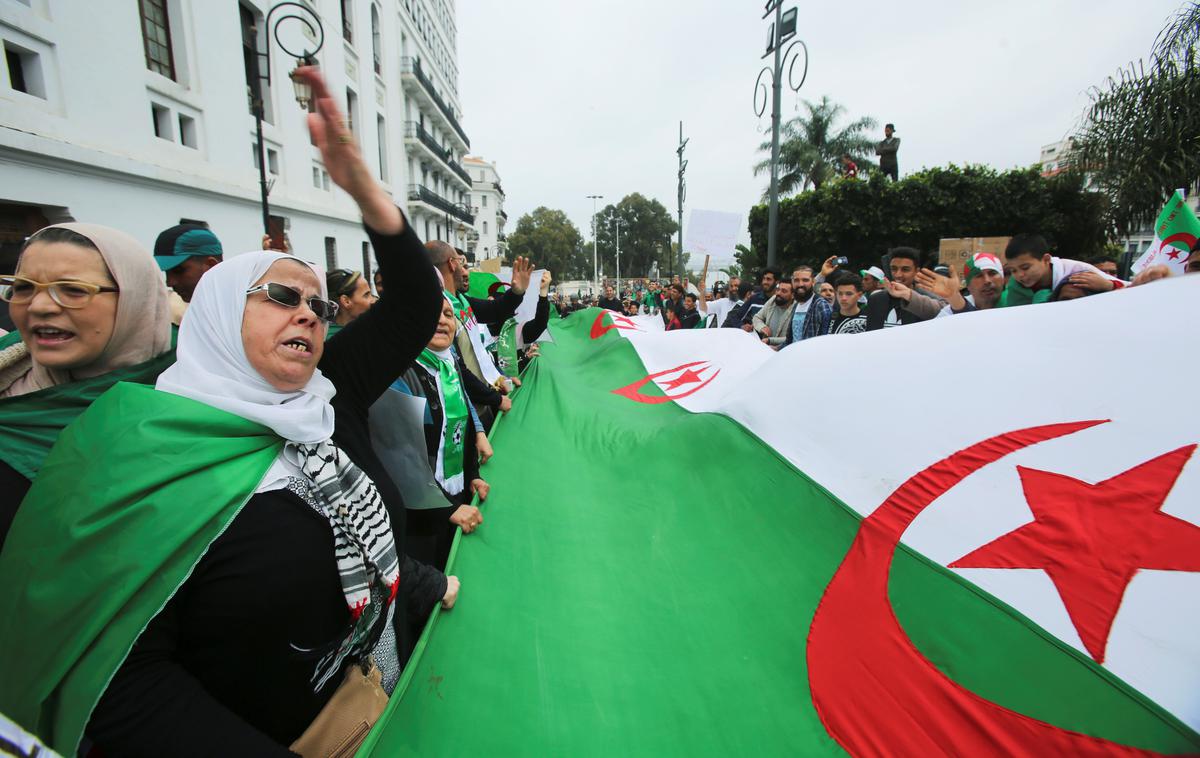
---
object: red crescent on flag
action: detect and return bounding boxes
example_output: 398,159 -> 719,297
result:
806,419 -> 1177,756
487,281 -> 511,297
612,361 -> 720,404
1162,232 -> 1197,253
590,311 -> 643,339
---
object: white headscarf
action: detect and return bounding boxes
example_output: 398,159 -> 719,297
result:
156,251 -> 336,447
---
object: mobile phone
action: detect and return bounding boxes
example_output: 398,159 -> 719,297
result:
834,256 -> 849,266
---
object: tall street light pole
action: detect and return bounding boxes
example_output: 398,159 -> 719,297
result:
251,2 -> 325,236
611,216 -> 625,297
754,1 -> 808,268
587,194 -> 603,295
676,122 -> 687,279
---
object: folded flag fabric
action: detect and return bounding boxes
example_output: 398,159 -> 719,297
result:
369,279 -> 1199,755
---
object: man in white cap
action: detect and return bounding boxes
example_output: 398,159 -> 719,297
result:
915,253 -> 1006,317
861,266 -> 885,297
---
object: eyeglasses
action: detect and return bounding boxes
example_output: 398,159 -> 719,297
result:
245,282 -> 339,322
0,275 -> 120,309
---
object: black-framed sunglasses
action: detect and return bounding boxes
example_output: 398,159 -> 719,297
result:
245,282 -> 339,322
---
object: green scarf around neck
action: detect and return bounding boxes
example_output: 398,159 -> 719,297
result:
0,328 -> 177,481
416,348 -> 469,492
0,382 -> 282,755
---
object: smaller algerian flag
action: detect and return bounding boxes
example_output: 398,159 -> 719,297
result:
467,271 -> 505,300
1132,191 -> 1200,274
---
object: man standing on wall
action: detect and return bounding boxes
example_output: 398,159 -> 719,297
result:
876,123 -> 900,181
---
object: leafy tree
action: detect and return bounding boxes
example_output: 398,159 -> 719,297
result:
1073,1 -> 1200,235
592,193 -> 679,279
753,96 -> 878,196
505,207 -> 589,279
746,165 -> 1108,274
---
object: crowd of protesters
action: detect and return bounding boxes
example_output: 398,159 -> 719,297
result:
576,237 -> 1195,347
0,68 -> 558,758
0,63 -> 1196,758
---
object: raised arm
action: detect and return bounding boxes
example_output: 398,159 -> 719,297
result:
297,66 -> 442,411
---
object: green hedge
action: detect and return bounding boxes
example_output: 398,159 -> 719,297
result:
745,165 -> 1109,272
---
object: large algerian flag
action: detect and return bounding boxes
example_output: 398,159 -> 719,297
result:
1132,191 -> 1200,274
361,276 -> 1200,756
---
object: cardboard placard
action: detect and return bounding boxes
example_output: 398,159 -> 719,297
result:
938,237 -> 1010,276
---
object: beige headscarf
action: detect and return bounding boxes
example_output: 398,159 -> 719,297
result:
0,223 -> 172,397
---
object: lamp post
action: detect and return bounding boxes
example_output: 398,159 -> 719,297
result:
250,2 -> 325,236
753,1 -> 808,268
611,216 -> 625,297
587,194 -> 603,295
677,122 -> 687,280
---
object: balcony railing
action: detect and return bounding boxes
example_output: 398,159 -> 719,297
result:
408,184 -> 475,224
405,121 -> 451,163
493,180 -> 505,198
498,209 -> 508,221
404,122 -> 473,187
399,57 -> 470,149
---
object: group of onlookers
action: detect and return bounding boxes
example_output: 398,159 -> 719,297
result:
592,234 -> 1194,348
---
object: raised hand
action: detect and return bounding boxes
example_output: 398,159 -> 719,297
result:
511,256 -> 533,294
821,255 -> 841,277
914,267 -> 959,301
295,66 -> 400,234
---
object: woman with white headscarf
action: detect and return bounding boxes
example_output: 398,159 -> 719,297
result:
0,69 -> 450,757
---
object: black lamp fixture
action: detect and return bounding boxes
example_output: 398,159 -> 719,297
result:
250,2 -> 325,235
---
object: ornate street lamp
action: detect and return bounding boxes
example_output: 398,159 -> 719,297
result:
250,2 -> 325,236
753,1 -> 808,267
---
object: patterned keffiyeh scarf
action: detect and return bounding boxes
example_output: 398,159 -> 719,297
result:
291,440 -> 402,689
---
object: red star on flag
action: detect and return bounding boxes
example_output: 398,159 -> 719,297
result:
1165,248 -> 1185,261
950,444 -> 1200,663
661,368 -> 704,391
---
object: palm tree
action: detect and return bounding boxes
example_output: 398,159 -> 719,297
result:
754,96 -> 878,197
1074,1 -> 1200,235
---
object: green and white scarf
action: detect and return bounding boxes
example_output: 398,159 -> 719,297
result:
494,318 -> 521,377
416,347 -> 469,495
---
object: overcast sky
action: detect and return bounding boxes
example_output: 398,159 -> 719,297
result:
457,0 -> 1179,260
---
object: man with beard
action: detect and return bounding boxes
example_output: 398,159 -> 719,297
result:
704,279 -> 738,328
786,265 -> 833,343
915,253 -> 1005,316
720,282 -> 755,328
864,247 -> 943,331
739,267 -> 780,331
752,280 -> 796,348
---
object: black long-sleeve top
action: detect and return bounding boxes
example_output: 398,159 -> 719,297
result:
86,216 -> 446,757
466,287 -> 522,327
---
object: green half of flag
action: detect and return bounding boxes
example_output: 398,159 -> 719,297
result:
0,329 -> 177,480
359,309 -> 1199,756
0,383 -> 281,755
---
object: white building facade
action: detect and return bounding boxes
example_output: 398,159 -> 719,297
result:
0,0 -> 475,275
463,155 -> 505,261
